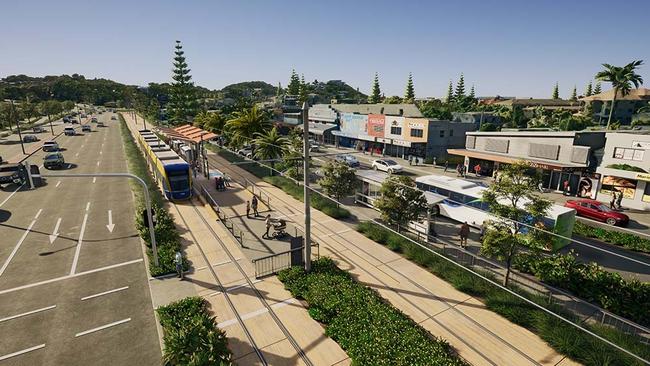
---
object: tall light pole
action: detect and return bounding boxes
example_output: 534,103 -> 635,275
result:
10,100 -> 26,155
302,102 -> 311,272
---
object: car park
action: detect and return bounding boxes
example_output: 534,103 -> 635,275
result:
372,159 -> 403,174
564,199 -> 629,226
42,141 -> 60,152
43,152 -> 65,169
22,134 -> 38,142
334,154 -> 360,167
64,127 -> 76,136
81,124 -> 91,132
33,126 -> 45,133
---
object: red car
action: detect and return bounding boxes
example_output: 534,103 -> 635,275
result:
564,199 -> 629,226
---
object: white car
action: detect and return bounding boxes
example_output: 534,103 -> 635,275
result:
372,159 -> 403,174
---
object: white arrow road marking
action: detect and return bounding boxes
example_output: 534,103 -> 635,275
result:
55,181 -> 61,188
106,210 -> 114,233
75,152 -> 79,157
0,220 -> 36,277
96,161 -> 100,167
49,218 -> 62,244
92,177 -> 96,184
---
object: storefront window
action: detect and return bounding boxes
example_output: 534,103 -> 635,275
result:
600,175 -> 637,199
390,126 -> 402,135
643,182 -> 650,203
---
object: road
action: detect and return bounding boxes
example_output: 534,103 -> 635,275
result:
312,146 -> 650,282
0,111 -> 161,365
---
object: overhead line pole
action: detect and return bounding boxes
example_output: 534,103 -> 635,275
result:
302,102 -> 311,272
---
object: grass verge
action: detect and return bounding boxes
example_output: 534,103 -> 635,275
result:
278,258 -> 467,366
119,114 -> 186,276
573,220 -> 650,254
157,297 -> 233,365
357,221 -> 650,366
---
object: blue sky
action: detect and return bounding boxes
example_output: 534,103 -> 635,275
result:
1,0 -> 648,98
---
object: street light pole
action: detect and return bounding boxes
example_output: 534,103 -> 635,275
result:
10,100 -> 26,155
302,102 -> 311,272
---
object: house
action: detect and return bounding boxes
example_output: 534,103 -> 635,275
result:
580,88 -> 650,125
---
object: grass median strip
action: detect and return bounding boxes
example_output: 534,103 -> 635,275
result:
573,220 -> 650,253
157,297 -> 233,366
357,221 -> 650,366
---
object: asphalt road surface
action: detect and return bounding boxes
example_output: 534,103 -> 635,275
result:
0,111 -> 161,365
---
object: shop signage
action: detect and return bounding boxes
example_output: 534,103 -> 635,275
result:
635,173 -> 650,182
527,161 -> 559,170
367,114 -> 385,138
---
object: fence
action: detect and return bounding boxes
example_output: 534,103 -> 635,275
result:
403,225 -> 650,346
243,178 -> 271,208
196,185 -> 246,247
252,242 -> 321,278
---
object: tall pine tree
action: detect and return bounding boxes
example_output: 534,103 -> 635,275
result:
369,73 -> 381,104
585,82 -> 593,97
552,82 -> 559,99
404,73 -> 415,101
276,82 -> 282,98
445,80 -> 454,103
298,74 -> 308,102
593,82 -> 602,95
469,85 -> 476,99
287,69 -> 300,95
168,40 -> 198,124
454,73 -> 466,100
570,86 -> 577,101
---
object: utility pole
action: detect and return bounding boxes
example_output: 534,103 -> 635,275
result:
302,102 -> 311,272
10,100 -> 26,155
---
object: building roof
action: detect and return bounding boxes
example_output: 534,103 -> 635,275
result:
579,88 -> 650,102
332,103 -> 423,117
493,98 -> 580,107
447,148 -> 588,169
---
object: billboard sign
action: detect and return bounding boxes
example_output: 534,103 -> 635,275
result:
367,114 -> 385,138
340,113 -> 368,136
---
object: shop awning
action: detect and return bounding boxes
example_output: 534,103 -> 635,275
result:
296,122 -> 338,136
447,148 -> 586,170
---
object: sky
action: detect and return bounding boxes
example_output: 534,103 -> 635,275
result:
1,0 -> 648,98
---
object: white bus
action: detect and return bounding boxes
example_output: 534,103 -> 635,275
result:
415,175 -> 576,250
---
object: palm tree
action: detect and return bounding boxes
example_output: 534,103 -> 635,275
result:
252,127 -> 289,175
595,60 -> 644,129
224,105 -> 272,147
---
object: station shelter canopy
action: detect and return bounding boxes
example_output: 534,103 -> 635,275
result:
158,124 -> 218,144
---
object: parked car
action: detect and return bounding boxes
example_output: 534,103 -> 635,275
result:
110,115 -> 117,120
309,141 -> 321,152
64,127 -> 76,136
237,146 -> 254,158
33,126 -> 45,133
43,152 -> 65,169
564,199 -> 629,226
62,116 -> 70,123
96,121 -> 105,127
81,125 -> 91,132
334,154 -> 360,167
372,159 -> 403,174
42,141 -> 60,152
22,135 -> 38,143
91,117 -> 98,123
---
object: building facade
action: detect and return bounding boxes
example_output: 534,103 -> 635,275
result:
580,88 -> 650,125
596,132 -> 650,210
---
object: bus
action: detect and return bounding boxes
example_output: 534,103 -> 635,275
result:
136,130 -> 192,200
415,175 -> 576,250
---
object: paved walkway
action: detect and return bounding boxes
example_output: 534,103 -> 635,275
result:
208,151 -> 580,366
123,113 -> 350,366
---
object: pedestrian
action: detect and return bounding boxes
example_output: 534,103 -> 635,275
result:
174,251 -> 183,279
409,155 -> 413,166
479,222 -> 486,242
246,200 -> 251,218
459,222 -> 470,248
562,180 -> 569,196
224,174 -> 231,187
609,193 -> 616,210
251,195 -> 259,217
616,190 -> 623,210
456,163 -> 462,177
264,214 -> 272,238
414,157 -> 418,166
444,160 -> 449,173
474,164 -> 481,177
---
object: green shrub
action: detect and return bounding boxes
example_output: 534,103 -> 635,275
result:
357,222 -> 650,366
157,297 -> 232,366
573,221 -> 650,253
278,258 -> 467,366
605,164 -> 647,173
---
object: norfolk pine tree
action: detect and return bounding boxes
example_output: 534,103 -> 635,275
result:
168,40 -> 198,124
593,81 -> 602,94
404,73 -> 415,101
288,69 -> 300,95
469,85 -> 476,99
369,73 -> 382,104
552,82 -> 559,99
445,80 -> 454,103
298,74 -> 308,102
454,73 -> 466,100
570,86 -> 577,101
585,82 -> 593,97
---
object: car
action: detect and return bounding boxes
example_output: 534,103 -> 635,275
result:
564,199 -> 629,226
70,119 -> 78,124
334,154 -> 360,167
42,141 -> 60,152
43,152 -> 65,169
372,159 -> 403,174
91,117 -> 98,123
33,126 -> 45,133
81,125 -> 91,132
110,115 -> 117,120
237,146 -> 254,158
22,135 -> 38,143
309,141 -> 321,152
96,121 -> 105,127
64,127 -> 76,136
0,163 -> 27,186
62,116 -> 70,123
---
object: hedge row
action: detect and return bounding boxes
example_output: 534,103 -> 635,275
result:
157,297 -> 232,366
357,222 -> 650,366
214,147 -> 351,219
120,115 -> 186,276
278,258 -> 467,366
573,221 -> 650,253
515,252 -> 650,327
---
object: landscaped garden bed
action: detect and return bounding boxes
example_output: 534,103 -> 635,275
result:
573,220 -> 650,253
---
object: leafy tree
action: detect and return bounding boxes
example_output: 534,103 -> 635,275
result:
552,82 -> 559,99
38,100 -> 62,132
168,40 -> 199,124
383,96 -> 403,104
62,100 -> 75,111
288,69 -> 300,95
20,99 -> 38,123
368,73 -> 381,104
0,102 -> 13,131
479,122 -> 497,131
480,161 -> 552,286
445,80 -> 454,103
454,73 -> 466,100
404,73 -> 415,101
318,161 -> 357,201
252,127 -> 288,174
298,74 -> 308,102
569,86 -> 577,101
417,99 -> 453,120
593,81 -> 602,94
225,105 -> 272,148
374,175 -> 428,231
595,60 -> 644,129
585,82 -> 593,97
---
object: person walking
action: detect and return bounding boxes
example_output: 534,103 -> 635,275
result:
444,160 -> 449,173
408,155 -> 413,166
246,200 -> 251,218
562,180 -> 570,196
174,251 -> 183,279
459,222 -> 470,248
474,164 -> 481,177
251,195 -> 259,217
263,214 -> 272,238
609,192 -> 616,209
616,190 -> 623,210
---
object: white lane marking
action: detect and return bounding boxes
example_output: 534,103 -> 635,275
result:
96,161 -> 100,167
49,218 -> 62,244
100,150 -> 102,155
0,220 -> 36,277
0,305 -> 56,323
34,209 -> 43,219
92,177 -> 96,184
106,210 -> 114,232
81,286 -> 128,301
85,202 -> 91,211
0,344 -> 46,361
75,318 -> 131,337
70,213 -> 89,275
55,180 -> 61,188
217,298 -> 294,328
0,184 -> 24,208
